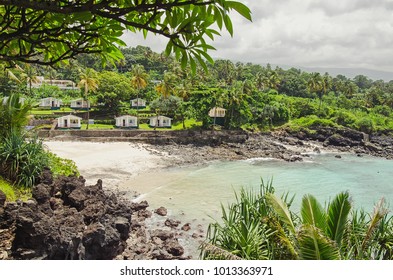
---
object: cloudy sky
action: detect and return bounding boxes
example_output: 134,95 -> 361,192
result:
121,0 -> 393,74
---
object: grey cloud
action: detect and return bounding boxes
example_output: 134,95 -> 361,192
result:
121,0 -> 393,73
308,0 -> 392,16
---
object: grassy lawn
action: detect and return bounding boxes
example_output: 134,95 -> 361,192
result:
30,107 -> 74,115
138,119 -> 202,130
80,123 -> 115,130
172,119 -> 202,130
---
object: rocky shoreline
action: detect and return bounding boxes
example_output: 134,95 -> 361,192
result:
1,126 -> 392,260
154,126 -> 393,167
0,169 -> 197,260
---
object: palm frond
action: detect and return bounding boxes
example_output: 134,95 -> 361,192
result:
301,194 -> 327,231
362,198 -> 389,251
265,193 -> 296,234
298,224 -> 341,260
326,191 -> 351,247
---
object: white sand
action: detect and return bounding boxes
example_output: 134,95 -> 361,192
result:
44,141 -> 170,191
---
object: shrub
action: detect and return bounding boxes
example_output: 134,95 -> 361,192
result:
202,180 -> 393,260
373,105 -> 391,117
289,99 -> 319,118
334,110 -> 356,126
355,117 -> 374,134
47,152 -> 80,177
290,115 -> 337,128
0,93 -> 32,138
0,131 -> 48,188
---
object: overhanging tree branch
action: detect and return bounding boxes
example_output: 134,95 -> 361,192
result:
0,0 -> 252,67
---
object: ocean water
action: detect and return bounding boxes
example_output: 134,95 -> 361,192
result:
125,153 -> 393,258
128,153 -> 393,224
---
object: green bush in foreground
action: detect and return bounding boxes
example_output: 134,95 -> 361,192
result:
201,180 -> 393,260
0,131 -> 48,188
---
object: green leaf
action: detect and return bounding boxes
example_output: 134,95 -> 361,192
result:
200,52 -> 214,65
223,15 -> 233,36
301,194 -> 327,232
181,52 -> 188,69
189,57 -> 197,75
193,53 -> 208,73
326,192 -> 351,247
362,198 -> 389,251
142,29 -> 148,39
298,225 -> 341,260
214,6 -> 223,30
165,41 -> 173,56
266,193 -> 296,234
226,1 -> 253,21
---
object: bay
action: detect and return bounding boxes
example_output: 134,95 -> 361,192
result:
127,153 -> 393,223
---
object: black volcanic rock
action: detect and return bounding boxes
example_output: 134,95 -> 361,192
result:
0,171 -> 188,260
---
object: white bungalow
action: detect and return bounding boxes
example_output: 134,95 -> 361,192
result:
39,97 -> 62,110
115,115 -> 138,128
70,98 -> 90,110
209,107 -> 226,118
149,115 -> 172,128
30,76 -> 77,90
57,115 -> 82,129
131,98 -> 146,109
209,107 -> 226,126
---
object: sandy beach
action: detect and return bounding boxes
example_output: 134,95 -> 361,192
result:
44,141 -> 172,192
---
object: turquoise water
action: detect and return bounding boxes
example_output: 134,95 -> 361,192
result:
129,153 -> 393,223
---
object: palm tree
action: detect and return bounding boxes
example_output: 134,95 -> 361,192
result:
130,64 -> 149,111
308,72 -> 324,110
255,72 -> 266,91
0,62 -> 22,84
155,71 -> 177,98
266,70 -> 281,91
22,64 -> 40,96
78,68 -> 98,129
343,80 -> 358,99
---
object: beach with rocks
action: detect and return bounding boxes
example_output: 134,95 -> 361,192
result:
1,127 -> 392,260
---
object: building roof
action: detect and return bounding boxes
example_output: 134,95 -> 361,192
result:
115,115 -> 137,119
57,114 -> 82,120
149,115 -> 172,120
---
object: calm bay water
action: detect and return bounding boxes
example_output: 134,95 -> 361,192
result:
125,153 -> 393,258
128,153 -> 393,224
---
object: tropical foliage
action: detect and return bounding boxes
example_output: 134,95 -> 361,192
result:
0,131 -> 48,188
47,152 -> 80,178
201,181 -> 393,260
0,0 -> 251,70
0,92 -> 79,193
4,45 -> 393,133
0,93 -> 32,138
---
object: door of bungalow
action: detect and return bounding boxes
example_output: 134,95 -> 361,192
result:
64,119 -> 68,128
123,119 -> 126,127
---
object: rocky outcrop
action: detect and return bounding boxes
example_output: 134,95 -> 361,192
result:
285,126 -> 393,159
0,169 -> 188,260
